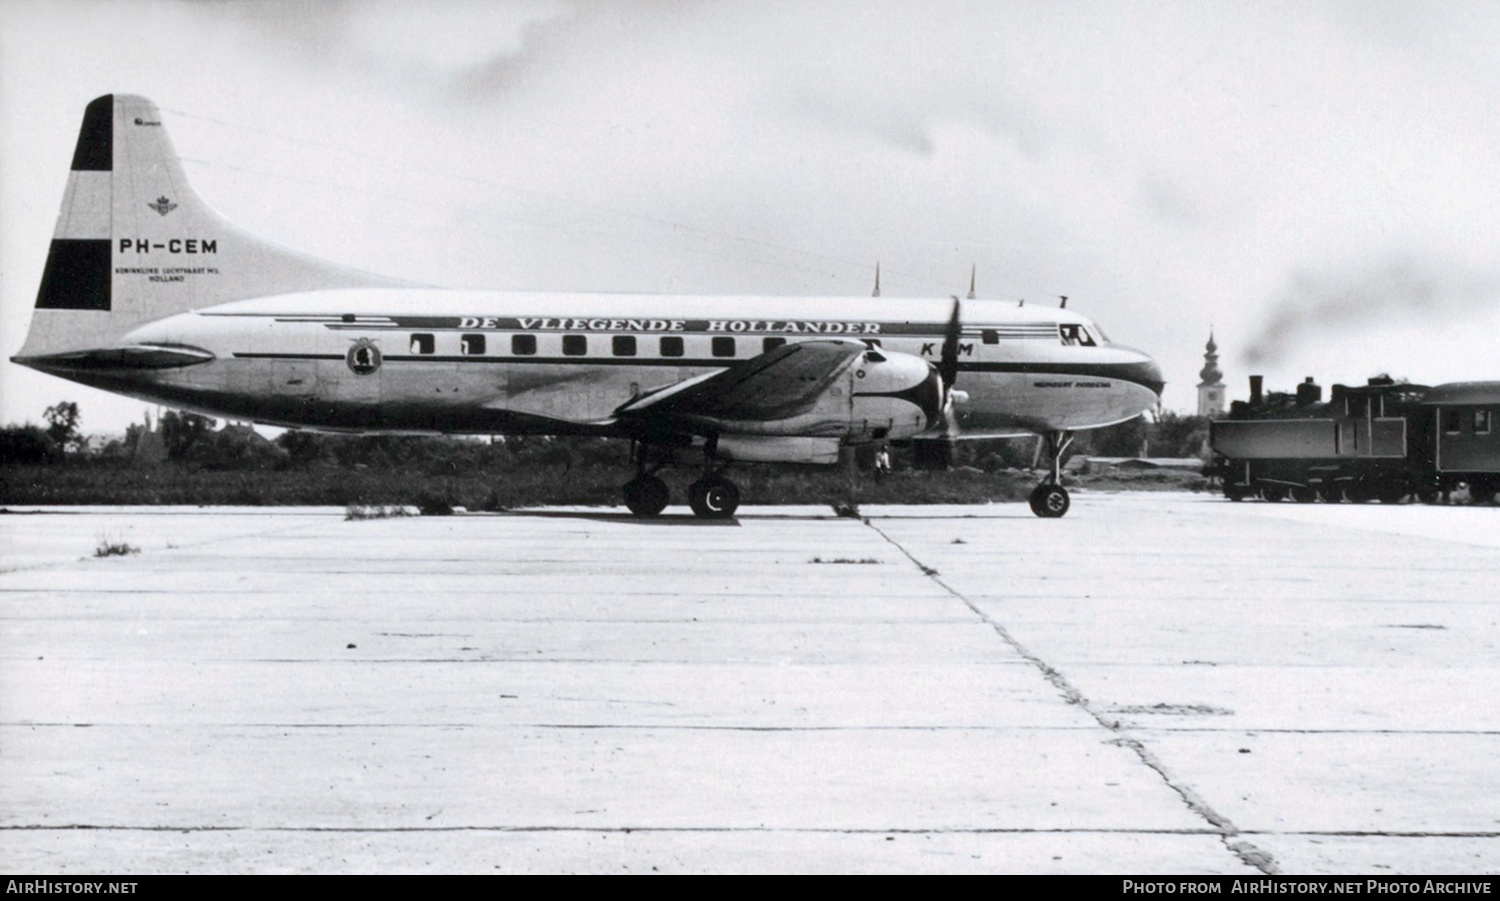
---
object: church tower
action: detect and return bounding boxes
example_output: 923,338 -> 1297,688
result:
1197,332 -> 1226,418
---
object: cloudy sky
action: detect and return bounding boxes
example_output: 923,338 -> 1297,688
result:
4,0 -> 1500,435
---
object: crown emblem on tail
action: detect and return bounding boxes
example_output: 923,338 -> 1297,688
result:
148,196 -> 177,216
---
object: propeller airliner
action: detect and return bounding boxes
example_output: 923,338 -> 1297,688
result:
13,95 -> 1163,518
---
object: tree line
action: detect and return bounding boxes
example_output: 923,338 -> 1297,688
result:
1,402 -> 1211,473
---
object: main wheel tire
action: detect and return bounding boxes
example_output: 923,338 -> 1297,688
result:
622,476 -> 670,516
1029,483 -> 1070,518
688,476 -> 740,519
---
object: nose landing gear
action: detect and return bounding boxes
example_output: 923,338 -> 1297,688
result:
1029,430 -> 1074,518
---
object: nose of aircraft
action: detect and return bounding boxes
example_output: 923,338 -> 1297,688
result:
1110,347 -> 1165,397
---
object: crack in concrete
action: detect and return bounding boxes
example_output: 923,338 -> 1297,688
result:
865,520 -> 1281,876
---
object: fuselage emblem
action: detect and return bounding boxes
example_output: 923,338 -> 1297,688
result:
148,196 -> 177,216
347,338 -> 382,375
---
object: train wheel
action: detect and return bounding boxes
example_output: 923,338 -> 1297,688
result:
1291,486 -> 1316,503
1225,485 -> 1248,502
1317,484 -> 1344,503
1470,484 -> 1496,505
1261,486 -> 1286,502
1416,487 -> 1442,505
1376,485 -> 1407,504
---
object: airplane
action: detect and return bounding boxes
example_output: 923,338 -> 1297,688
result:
12,95 -> 1164,519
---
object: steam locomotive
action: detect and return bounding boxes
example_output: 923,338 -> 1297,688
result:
1207,375 -> 1500,503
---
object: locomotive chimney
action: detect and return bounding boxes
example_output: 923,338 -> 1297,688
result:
1296,376 -> 1322,406
1249,375 -> 1264,406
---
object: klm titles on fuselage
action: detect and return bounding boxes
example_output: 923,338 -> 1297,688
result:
117,238 -> 218,254
455,317 -> 887,335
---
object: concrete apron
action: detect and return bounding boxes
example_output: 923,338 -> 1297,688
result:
0,494 -> 1494,873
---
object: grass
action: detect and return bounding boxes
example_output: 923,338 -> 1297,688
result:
344,504 -> 414,521
93,537 -> 139,557
0,460 -> 1212,508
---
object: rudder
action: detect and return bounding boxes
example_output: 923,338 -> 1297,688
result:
16,94 -> 407,362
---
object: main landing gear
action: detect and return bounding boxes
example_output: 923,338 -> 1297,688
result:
1028,430 -> 1074,518
621,439 -> 742,520
621,473 -> 669,517
687,475 -> 739,519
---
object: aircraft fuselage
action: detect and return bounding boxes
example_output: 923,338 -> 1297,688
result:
54,289 -> 1162,440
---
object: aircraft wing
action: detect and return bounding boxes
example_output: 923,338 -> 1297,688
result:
615,339 -> 864,425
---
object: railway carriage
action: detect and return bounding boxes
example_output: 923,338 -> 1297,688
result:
1209,377 -> 1500,504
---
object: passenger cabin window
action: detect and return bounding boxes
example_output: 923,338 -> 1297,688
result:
410,334 -> 435,354
562,334 -> 588,356
660,336 -> 684,357
512,334 -> 537,355
982,330 -> 999,345
612,335 -> 637,357
460,334 -> 485,355
763,337 -> 787,353
712,336 -> 736,358
1476,410 -> 1492,435
1444,409 -> 1463,433
1058,324 -> 1096,347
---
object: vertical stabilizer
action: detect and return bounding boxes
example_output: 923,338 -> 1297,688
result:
16,94 -> 409,362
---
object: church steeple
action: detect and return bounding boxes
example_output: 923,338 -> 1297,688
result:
1197,331 -> 1226,417
1199,332 -> 1223,385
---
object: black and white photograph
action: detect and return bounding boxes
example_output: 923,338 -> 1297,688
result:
2,0 -> 1498,877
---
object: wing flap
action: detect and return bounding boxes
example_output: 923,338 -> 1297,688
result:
617,339 -> 864,424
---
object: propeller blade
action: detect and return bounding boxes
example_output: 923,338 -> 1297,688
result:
941,391 -> 960,439
938,297 -> 961,387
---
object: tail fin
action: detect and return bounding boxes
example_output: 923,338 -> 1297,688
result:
15,94 -> 408,362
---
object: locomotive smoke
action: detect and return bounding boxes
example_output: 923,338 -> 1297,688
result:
1243,258 -> 1498,365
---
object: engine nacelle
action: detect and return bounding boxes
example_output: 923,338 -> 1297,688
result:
704,348 -> 944,444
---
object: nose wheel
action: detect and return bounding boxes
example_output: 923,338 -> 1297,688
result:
1030,430 -> 1074,518
1029,483 -> 1070,518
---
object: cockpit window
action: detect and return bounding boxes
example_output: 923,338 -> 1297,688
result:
1059,324 -> 1096,347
